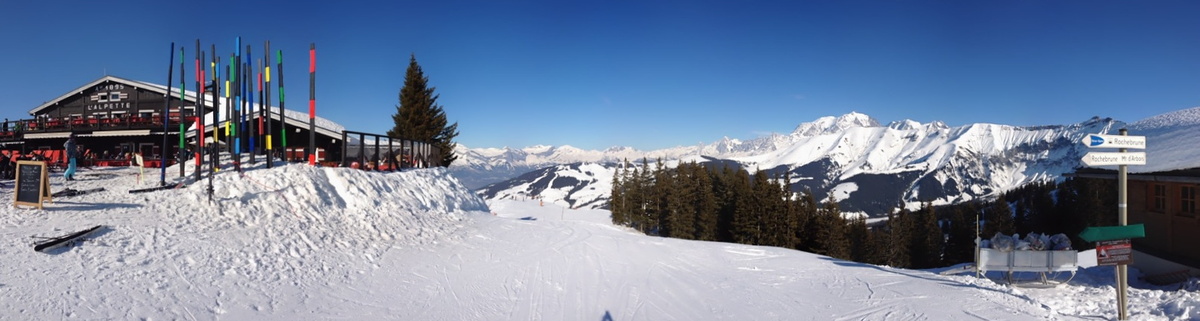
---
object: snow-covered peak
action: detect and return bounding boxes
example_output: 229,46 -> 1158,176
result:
524,145 -> 555,154
792,112 -> 881,136
887,119 -> 922,131
555,145 -> 585,154
603,146 -> 636,153
926,120 -> 950,130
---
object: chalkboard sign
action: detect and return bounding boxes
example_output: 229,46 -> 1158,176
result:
14,160 -> 51,209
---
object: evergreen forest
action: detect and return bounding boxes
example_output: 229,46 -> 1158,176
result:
609,159 -> 1118,269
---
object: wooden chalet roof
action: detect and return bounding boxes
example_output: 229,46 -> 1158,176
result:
27,76 -> 168,115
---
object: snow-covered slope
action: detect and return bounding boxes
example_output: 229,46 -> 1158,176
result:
2,159 -> 1198,319
450,144 -> 690,189
475,162 -> 615,209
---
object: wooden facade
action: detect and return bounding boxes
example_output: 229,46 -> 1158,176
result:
1,77 -> 195,167
1127,170 -> 1200,268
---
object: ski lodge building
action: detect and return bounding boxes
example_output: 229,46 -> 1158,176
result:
0,75 -> 439,170
1074,129 -> 1200,276
1077,168 -> 1200,269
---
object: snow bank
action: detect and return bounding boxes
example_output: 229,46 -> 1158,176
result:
0,161 -> 488,319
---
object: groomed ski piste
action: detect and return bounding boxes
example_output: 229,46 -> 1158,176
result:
1,156 -> 1198,320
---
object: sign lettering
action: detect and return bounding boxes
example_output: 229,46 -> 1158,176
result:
1083,134 -> 1146,149
1096,239 -> 1133,266
1082,152 -> 1146,166
14,161 -> 51,209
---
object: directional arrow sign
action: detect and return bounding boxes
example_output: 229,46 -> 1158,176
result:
1079,224 -> 1145,243
1083,134 -> 1146,149
1082,152 -> 1146,166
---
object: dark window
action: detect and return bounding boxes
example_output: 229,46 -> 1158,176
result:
1150,184 -> 1167,213
1181,185 -> 1197,217
110,93 -> 120,101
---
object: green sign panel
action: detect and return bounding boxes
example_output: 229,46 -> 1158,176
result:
1079,224 -> 1146,243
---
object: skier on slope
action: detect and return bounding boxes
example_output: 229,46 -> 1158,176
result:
63,132 -> 77,181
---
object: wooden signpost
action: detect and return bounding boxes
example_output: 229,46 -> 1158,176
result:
14,160 -> 52,209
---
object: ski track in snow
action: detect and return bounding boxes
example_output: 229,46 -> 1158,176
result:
1,158 -> 1197,320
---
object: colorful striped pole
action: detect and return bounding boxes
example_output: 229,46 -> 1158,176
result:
307,43 -> 316,166
212,45 -> 221,175
277,49 -> 287,162
255,58 -> 263,163
226,53 -> 233,153
241,44 -> 251,167
244,61 -> 250,156
264,41 -> 273,168
245,46 -> 253,165
250,59 -> 259,164
233,55 -> 239,159
232,39 -> 240,159
178,46 -> 186,178
214,49 -> 221,157
160,42 -> 174,187
209,45 -> 219,198
195,41 -> 203,181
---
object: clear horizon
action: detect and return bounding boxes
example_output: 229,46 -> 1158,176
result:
2,1 -> 1198,151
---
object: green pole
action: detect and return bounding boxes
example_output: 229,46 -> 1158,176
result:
179,46 -> 186,178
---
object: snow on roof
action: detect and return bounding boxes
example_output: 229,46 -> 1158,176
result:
1128,106 -> 1200,173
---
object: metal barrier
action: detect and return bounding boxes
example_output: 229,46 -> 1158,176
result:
339,130 -> 441,170
978,248 -> 1078,285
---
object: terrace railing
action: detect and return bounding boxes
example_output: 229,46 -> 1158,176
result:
339,130 -> 442,170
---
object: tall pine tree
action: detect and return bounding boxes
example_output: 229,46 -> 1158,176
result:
942,203 -> 977,265
816,197 -> 851,260
983,197 -> 1015,239
610,159 -> 629,226
794,190 -> 818,252
730,169 -> 757,245
692,164 -> 719,241
885,207 -> 914,268
671,163 -> 697,240
909,203 -> 945,269
389,54 -> 459,166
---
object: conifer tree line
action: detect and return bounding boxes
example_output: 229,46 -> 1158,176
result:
610,158 -> 1118,269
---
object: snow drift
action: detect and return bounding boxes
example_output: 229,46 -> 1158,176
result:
0,162 -> 487,319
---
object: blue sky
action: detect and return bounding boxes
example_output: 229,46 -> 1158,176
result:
2,1 -> 1199,151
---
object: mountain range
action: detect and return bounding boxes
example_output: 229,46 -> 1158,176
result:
455,108 -> 1200,218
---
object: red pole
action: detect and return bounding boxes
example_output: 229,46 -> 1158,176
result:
307,43 -> 316,166
195,43 -> 204,173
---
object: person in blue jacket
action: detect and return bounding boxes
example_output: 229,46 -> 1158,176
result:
64,133 -> 78,180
